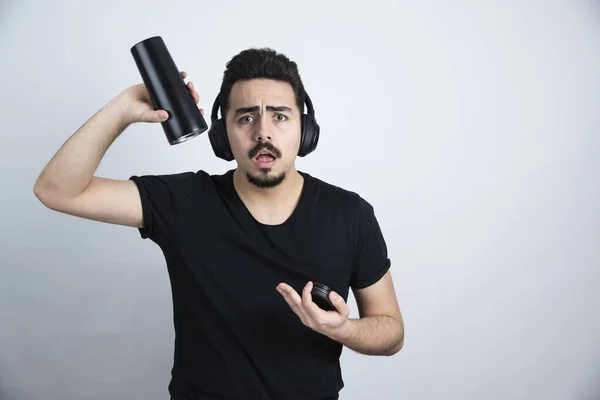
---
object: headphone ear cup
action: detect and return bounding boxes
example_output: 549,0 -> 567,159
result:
208,119 -> 234,161
298,114 -> 320,157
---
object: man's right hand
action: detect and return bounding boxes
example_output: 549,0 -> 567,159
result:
118,70 -> 205,125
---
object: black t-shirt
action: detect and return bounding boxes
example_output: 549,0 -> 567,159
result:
129,169 -> 391,400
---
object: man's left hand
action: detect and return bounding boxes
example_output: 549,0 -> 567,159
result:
276,281 -> 350,339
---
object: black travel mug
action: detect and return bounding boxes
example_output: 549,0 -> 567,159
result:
130,36 -> 208,145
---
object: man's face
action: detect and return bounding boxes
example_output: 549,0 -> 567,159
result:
224,79 -> 301,188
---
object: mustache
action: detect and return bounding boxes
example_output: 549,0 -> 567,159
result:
248,141 -> 282,159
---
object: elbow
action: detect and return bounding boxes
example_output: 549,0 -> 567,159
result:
33,181 -> 47,204
33,180 -> 61,210
33,181 -> 45,201
33,174 -> 48,199
387,337 -> 404,356
385,324 -> 404,356
33,180 -> 52,207
391,336 -> 404,356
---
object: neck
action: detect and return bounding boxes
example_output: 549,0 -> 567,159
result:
232,167 -> 303,207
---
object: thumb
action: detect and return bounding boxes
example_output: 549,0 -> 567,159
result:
329,291 -> 348,315
141,109 -> 169,123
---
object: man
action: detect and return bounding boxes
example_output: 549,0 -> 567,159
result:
34,48 -> 404,400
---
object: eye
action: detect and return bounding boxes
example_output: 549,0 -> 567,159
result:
274,113 -> 288,121
239,115 -> 254,124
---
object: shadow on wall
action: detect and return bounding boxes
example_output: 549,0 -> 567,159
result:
0,0 -> 17,42
581,364 -> 600,400
0,0 -> 15,24
0,372 -> 26,400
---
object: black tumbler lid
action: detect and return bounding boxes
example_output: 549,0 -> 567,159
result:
311,282 -> 336,311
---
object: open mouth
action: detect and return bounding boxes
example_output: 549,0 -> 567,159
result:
256,154 -> 276,162
255,151 -> 276,162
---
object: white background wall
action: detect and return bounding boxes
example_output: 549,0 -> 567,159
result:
1,1 -> 599,399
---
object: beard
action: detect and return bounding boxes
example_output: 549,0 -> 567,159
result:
246,141 -> 285,188
246,169 -> 286,188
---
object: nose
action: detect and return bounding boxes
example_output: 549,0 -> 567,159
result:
253,116 -> 273,143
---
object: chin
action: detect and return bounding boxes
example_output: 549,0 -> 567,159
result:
246,168 -> 286,189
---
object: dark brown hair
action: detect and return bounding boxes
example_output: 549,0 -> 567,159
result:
217,48 -> 306,118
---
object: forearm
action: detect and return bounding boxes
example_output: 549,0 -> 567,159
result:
34,94 -> 129,199
330,316 -> 404,356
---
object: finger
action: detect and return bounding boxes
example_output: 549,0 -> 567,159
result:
277,283 -> 302,309
200,108 -> 205,117
302,281 -> 331,320
278,283 -> 302,303
180,71 -> 187,79
302,281 -> 313,308
329,291 -> 349,316
186,82 -> 199,103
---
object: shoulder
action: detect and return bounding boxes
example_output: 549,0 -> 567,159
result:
303,171 -> 373,210
128,169 -> 235,213
129,169 -> 232,190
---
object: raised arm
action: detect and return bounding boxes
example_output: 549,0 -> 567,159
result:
33,71 -> 203,228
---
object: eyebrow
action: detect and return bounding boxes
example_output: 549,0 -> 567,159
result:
233,105 -> 293,116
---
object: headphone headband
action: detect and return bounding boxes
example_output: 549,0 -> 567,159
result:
211,91 -> 222,122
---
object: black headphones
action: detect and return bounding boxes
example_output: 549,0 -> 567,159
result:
207,89 -> 320,161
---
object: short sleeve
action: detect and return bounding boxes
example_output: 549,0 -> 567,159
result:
350,198 -> 391,289
129,171 -> 197,244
